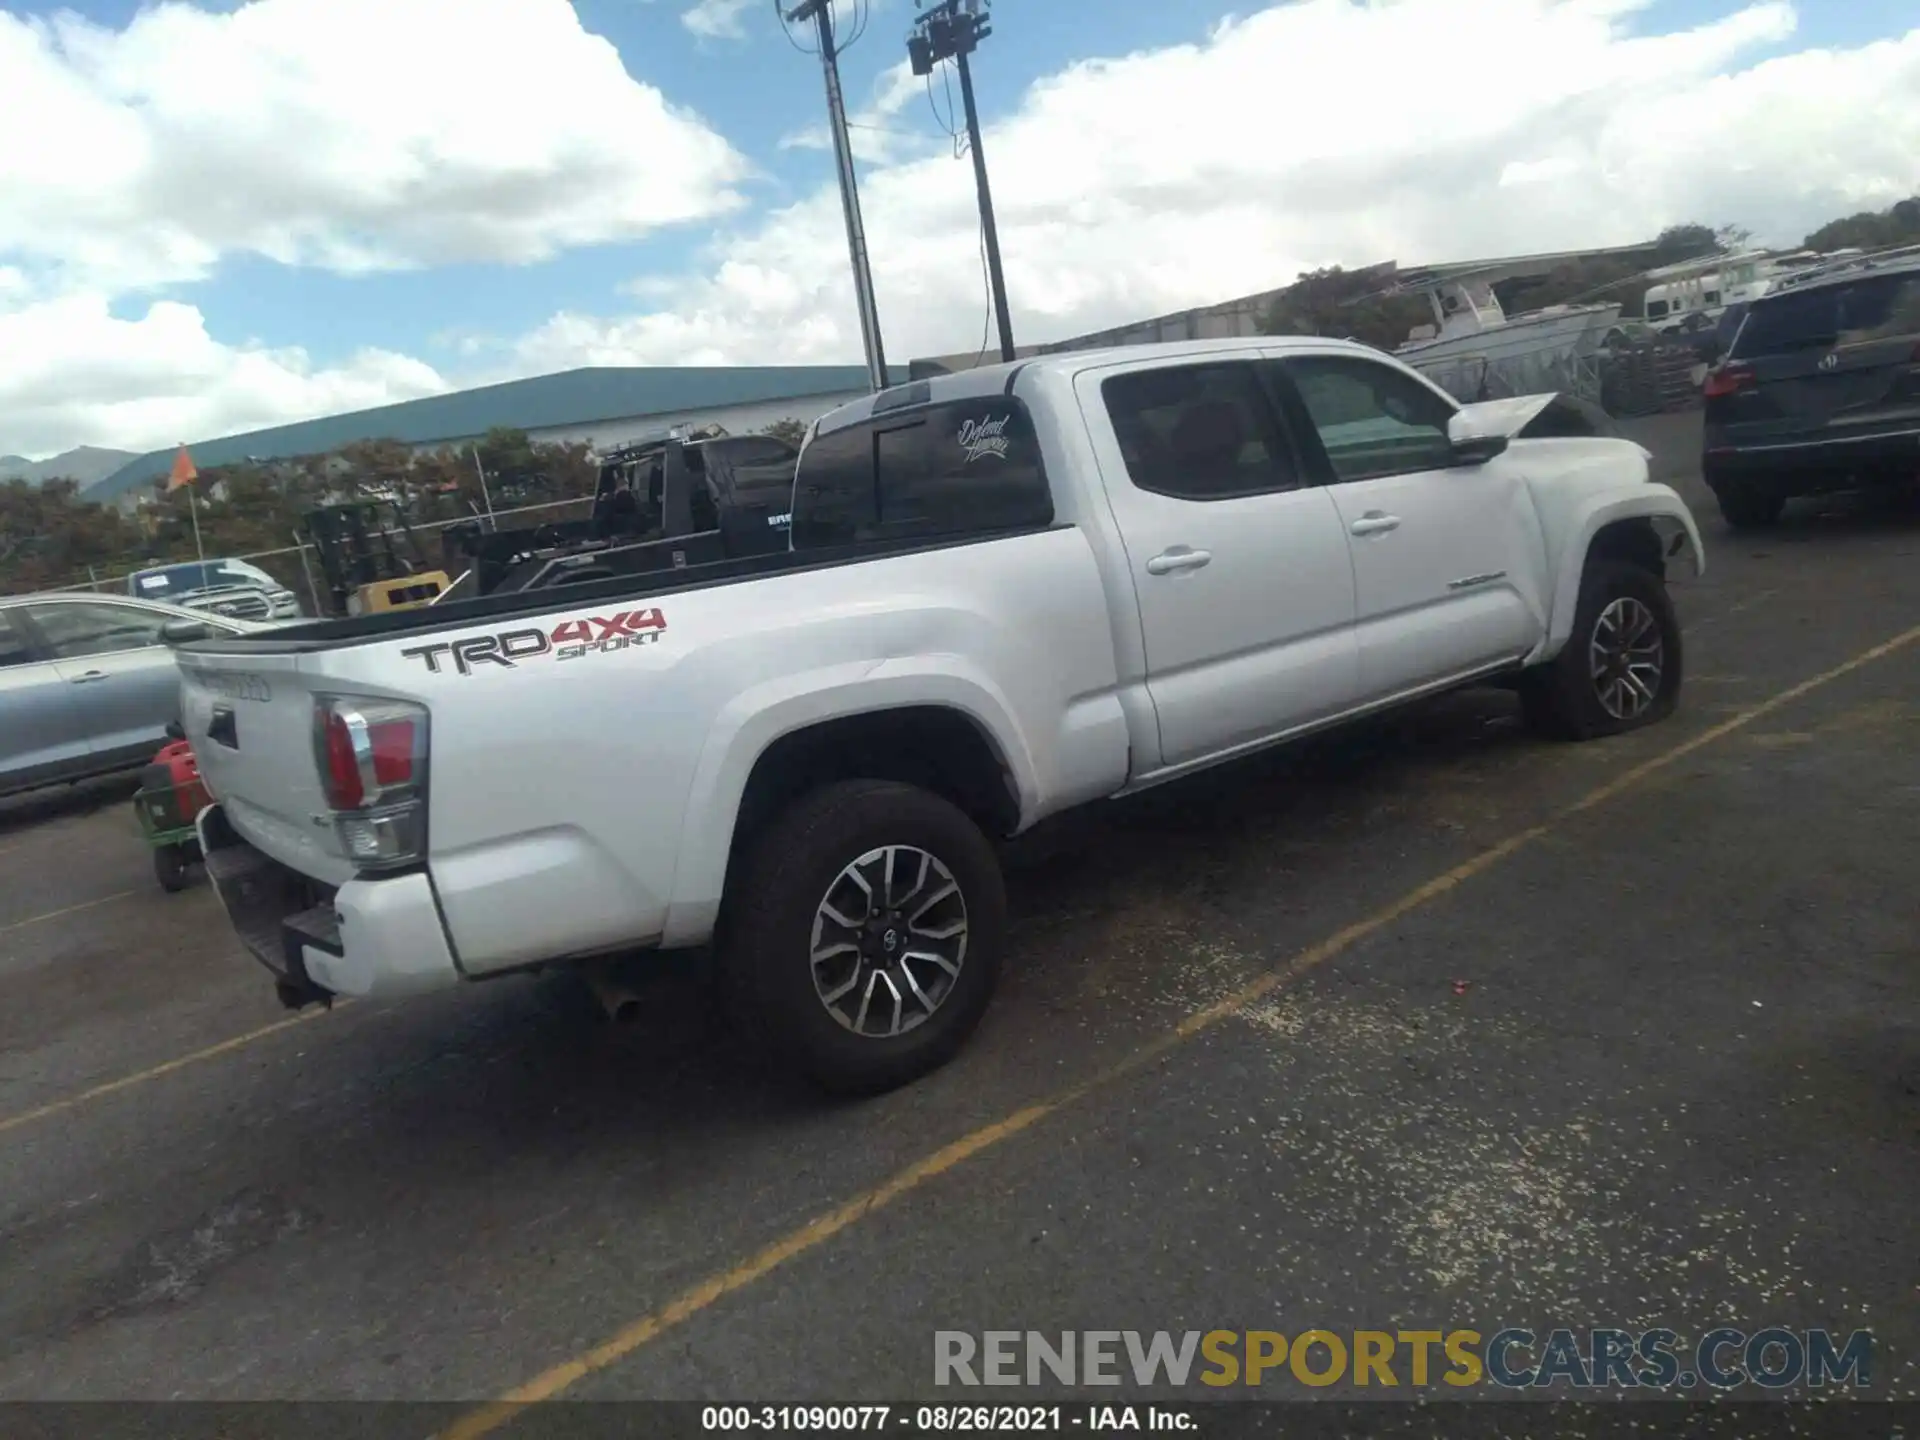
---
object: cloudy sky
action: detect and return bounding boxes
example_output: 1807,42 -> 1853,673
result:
0,0 -> 1916,459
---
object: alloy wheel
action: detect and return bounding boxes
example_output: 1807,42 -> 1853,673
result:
1588,595 -> 1665,720
809,845 -> 969,1038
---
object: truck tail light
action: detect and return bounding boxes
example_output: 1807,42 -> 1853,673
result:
314,697 -> 430,872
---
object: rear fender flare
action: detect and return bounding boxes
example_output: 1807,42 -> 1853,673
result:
660,663 -> 1036,945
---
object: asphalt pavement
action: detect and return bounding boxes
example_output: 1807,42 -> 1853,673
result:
1,409 -> 1916,1416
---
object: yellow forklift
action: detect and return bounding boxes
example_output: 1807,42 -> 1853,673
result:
299,500 -> 452,617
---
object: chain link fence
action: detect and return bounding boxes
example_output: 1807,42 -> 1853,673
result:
34,494 -> 595,612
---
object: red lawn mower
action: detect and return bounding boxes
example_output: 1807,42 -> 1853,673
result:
132,722 -> 212,893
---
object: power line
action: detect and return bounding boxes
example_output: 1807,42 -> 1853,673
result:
774,0 -> 815,52
924,57 -> 970,158
774,0 -> 817,52
840,0 -> 869,52
970,219 -> 994,369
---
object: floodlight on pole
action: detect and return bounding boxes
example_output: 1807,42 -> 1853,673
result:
909,0 -> 1015,363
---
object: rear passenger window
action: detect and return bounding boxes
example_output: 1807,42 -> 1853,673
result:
1100,363 -> 1301,501
28,602 -> 167,657
0,611 -> 35,669
790,398 -> 1052,549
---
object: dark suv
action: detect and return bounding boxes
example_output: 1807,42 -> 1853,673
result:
1701,253 -> 1920,529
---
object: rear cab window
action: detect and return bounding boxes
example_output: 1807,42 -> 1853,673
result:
1733,272 -> 1920,359
791,397 -> 1053,548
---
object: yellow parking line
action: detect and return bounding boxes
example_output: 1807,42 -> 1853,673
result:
439,618 -> 1920,1440
0,1007 -> 341,1139
0,889 -> 140,936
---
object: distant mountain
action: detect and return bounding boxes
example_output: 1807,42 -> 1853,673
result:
0,446 -> 137,488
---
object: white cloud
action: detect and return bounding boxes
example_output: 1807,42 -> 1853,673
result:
779,61 -> 941,165
681,0 -> 757,41
0,295 -> 448,459
693,0 -> 887,46
521,0 -> 1920,371
7,0 -> 1920,460
0,0 -> 753,296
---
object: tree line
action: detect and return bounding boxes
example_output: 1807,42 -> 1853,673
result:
1,418 -> 812,598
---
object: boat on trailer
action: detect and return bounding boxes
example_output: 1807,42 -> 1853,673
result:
1381,243 -> 1664,402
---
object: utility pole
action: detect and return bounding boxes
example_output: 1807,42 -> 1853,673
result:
909,0 -> 1014,363
786,0 -> 889,392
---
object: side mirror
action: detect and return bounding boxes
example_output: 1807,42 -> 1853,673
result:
160,617 -> 214,646
1446,412 -> 1509,466
164,719 -> 186,741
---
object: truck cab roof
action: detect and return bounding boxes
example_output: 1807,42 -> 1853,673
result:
811,336 -> 1397,438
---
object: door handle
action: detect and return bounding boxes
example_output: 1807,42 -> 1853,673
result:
68,670 -> 109,684
1349,512 -> 1401,536
1146,547 -> 1213,576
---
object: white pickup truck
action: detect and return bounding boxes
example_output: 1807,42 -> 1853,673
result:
180,337 -> 1704,1094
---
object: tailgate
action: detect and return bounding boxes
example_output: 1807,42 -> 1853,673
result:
176,649 -> 355,885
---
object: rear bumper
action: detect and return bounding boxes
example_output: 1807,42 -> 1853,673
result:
1704,427 -> 1920,487
197,804 -> 461,1003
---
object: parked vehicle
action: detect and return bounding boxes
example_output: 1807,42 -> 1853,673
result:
1702,250 -> 1920,529
177,336 -> 1704,1095
132,724 -> 212,891
127,557 -> 303,621
0,592 -> 267,799
300,501 -> 451,616
435,427 -> 798,601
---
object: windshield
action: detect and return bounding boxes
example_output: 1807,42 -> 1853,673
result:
1732,272 -> 1920,358
128,559 -> 278,599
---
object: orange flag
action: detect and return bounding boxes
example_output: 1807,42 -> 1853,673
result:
167,443 -> 198,492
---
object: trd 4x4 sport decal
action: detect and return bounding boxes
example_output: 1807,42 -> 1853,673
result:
401,608 -> 666,676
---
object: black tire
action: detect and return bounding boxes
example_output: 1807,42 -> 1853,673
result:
1714,483 -> 1784,531
1520,560 -> 1682,742
718,779 -> 1007,1096
154,844 -> 189,893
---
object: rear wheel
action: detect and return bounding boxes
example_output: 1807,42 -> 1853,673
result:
718,779 -> 1007,1095
153,844 -> 189,893
1714,482 -> 1784,531
1521,560 -> 1682,741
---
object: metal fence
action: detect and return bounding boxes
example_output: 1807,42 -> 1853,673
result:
1407,344 -> 1608,409
1404,336 -> 1706,419
32,494 -> 596,612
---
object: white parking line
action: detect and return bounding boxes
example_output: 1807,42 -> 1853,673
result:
0,889 -> 140,936
1690,588 -> 1779,628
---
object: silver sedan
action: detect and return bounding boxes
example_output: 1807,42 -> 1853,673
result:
0,590 -> 271,799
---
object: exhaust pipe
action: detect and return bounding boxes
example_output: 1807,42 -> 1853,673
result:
581,961 -> 645,1024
